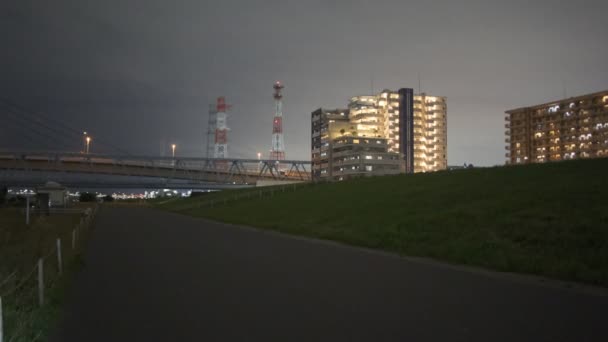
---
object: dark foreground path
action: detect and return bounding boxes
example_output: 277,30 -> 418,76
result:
52,207 -> 608,341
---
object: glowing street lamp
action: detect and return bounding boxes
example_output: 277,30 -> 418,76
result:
171,144 -> 176,158
86,136 -> 91,154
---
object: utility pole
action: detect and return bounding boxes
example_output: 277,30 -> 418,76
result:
26,195 -> 30,225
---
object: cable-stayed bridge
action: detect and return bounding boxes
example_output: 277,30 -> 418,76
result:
0,99 -> 310,189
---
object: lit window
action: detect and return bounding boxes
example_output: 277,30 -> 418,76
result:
365,165 -> 373,171
365,155 -> 372,160
353,139 -> 359,144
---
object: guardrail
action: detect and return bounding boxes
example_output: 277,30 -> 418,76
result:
0,205 -> 98,342
160,182 -> 310,212
20,208 -> 90,215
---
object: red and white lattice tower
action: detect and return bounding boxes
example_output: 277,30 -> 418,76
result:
213,96 -> 231,159
269,81 -> 285,160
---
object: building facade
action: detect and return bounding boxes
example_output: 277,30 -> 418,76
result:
505,90 -> 608,164
311,88 -> 447,181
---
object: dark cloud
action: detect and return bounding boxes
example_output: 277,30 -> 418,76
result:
2,0 -> 607,165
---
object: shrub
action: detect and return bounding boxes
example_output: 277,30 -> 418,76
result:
79,192 -> 97,202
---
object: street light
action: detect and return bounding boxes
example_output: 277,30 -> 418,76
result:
86,136 -> 91,154
171,144 -> 176,158
83,131 -> 88,153
257,152 -> 262,172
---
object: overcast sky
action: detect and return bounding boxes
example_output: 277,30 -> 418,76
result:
1,0 -> 607,165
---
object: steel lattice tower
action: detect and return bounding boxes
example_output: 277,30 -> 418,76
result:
211,96 -> 230,159
269,81 -> 286,160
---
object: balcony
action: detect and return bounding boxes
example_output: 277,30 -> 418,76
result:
505,153 -> 510,158
505,138 -> 510,143
505,123 -> 510,129
505,146 -> 510,150
505,116 -> 510,121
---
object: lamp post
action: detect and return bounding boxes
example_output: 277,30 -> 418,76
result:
171,144 -> 176,158
257,152 -> 261,172
86,136 -> 91,154
82,131 -> 87,153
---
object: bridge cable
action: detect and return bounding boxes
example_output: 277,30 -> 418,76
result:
0,98 -> 134,156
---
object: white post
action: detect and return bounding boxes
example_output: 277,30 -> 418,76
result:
26,195 -> 30,225
72,229 -> 76,250
37,259 -> 44,307
56,238 -> 63,275
0,296 -> 3,342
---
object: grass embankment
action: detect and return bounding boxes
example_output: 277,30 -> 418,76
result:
0,205 -> 91,342
156,159 -> 608,287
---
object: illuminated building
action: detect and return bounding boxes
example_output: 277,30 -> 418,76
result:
311,88 -> 448,180
505,90 -> 608,164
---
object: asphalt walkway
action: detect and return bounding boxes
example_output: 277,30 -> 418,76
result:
52,207 -> 608,341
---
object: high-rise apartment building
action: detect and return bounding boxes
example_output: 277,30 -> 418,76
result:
311,88 -> 447,181
505,90 -> 608,164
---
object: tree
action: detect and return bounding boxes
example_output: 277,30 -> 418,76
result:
103,194 -> 114,202
79,192 -> 97,202
340,128 -> 345,136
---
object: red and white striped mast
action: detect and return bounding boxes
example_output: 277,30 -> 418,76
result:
269,81 -> 285,160
213,96 -> 231,159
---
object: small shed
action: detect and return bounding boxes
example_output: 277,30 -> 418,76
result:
36,181 -> 69,207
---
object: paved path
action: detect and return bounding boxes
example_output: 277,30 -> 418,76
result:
52,207 -> 608,341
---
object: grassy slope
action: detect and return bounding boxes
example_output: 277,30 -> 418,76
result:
0,205 -> 90,342
157,159 -> 608,286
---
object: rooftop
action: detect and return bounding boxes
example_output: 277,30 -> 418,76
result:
506,89 -> 608,114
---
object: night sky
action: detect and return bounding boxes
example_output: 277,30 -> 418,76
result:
1,0 -> 607,165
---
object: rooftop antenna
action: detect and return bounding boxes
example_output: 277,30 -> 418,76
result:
370,72 -> 375,95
